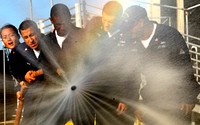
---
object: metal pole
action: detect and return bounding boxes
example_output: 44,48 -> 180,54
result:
82,0 -> 87,28
136,1 -> 185,11
185,11 -> 189,43
75,0 -> 82,28
50,0 -> 54,7
184,4 -> 200,43
168,17 -> 172,26
3,48 -> 6,125
187,4 -> 200,11
30,0 -> 33,20
176,0 -> 185,34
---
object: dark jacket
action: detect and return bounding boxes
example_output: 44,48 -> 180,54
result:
85,29 -> 141,107
16,34 -> 59,125
135,23 -> 200,106
46,28 -> 86,78
9,47 -> 32,82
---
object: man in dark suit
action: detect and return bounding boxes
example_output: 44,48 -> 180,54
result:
18,19 -> 58,125
46,3 -> 93,125
84,1 -> 141,125
47,3 -> 85,75
123,5 -> 200,125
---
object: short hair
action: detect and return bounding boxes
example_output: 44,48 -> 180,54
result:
50,3 -> 71,19
18,20 -> 39,34
102,1 -> 123,17
0,24 -> 20,38
123,5 -> 148,24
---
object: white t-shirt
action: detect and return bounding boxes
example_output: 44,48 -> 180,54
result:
107,32 -> 112,38
33,49 -> 40,58
55,30 -> 69,48
141,23 -> 157,48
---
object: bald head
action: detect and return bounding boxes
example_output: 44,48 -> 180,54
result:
50,3 -> 71,19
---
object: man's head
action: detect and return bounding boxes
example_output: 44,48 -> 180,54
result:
102,1 -> 123,32
19,20 -> 40,50
50,3 -> 71,36
0,24 -> 20,49
123,5 -> 149,39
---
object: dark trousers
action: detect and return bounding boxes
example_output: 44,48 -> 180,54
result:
21,83 -> 45,125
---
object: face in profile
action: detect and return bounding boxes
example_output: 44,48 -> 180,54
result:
20,27 -> 39,50
130,19 -> 145,40
50,16 -> 69,36
1,28 -> 20,49
102,12 -> 118,32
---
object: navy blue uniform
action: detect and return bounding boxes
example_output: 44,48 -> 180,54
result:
16,34 -> 58,125
132,23 -> 199,125
85,30 -> 141,125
